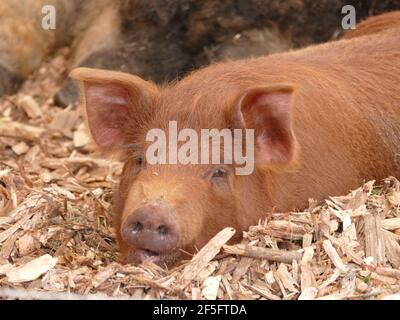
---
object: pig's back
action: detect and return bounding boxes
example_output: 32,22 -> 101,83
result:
179,26 -> 400,105
265,28 -> 400,209
175,27 -> 400,210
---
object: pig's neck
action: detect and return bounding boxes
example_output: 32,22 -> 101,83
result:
236,167 -> 314,231
234,168 -> 285,230
264,170 -> 311,213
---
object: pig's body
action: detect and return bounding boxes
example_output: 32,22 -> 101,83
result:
72,15 -> 400,266
160,27 -> 400,213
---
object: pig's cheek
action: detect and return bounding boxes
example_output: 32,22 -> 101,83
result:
172,198 -> 205,244
176,218 -> 200,249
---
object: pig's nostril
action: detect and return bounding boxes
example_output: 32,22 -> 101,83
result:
122,205 -> 179,253
157,225 -> 168,236
131,222 -> 143,234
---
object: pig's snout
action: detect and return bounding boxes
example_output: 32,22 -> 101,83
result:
121,204 -> 179,254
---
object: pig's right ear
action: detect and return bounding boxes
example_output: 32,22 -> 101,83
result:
232,84 -> 298,169
70,67 -> 159,150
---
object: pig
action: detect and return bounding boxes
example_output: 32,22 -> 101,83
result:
70,11 -> 400,267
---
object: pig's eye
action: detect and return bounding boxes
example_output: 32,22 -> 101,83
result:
210,167 -> 229,180
135,156 -> 145,168
204,166 -> 231,183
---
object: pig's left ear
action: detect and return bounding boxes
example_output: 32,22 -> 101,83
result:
70,67 -> 159,150
233,85 -> 297,167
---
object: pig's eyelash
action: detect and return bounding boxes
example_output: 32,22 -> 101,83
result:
117,143 -> 144,157
112,142 -> 145,164
132,152 -> 148,168
117,142 -> 142,150
128,151 -> 145,163
89,142 -> 140,153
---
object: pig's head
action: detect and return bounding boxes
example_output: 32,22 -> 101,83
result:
71,67 -> 297,267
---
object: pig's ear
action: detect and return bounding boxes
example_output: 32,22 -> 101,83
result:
70,67 -> 159,149
233,85 -> 297,167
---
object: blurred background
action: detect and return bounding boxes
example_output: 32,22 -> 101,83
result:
0,0 -> 400,107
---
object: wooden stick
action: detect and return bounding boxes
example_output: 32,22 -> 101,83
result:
300,262 -> 317,291
0,287 -> 134,300
243,283 -> 281,300
298,287 -> 318,300
375,267 -> 400,280
0,119 -> 45,141
322,240 -> 348,272
223,244 -> 302,264
180,227 -> 236,285
382,217 -> 400,231
41,156 -> 122,169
